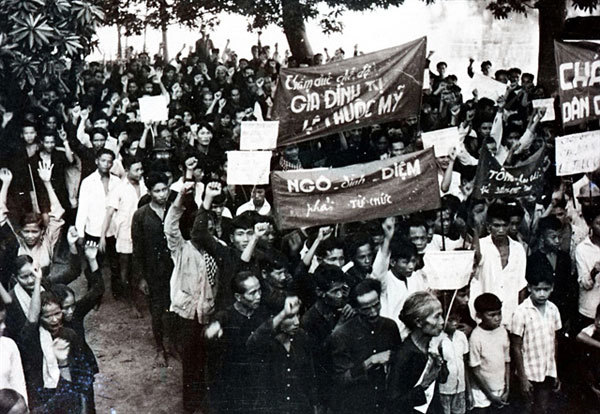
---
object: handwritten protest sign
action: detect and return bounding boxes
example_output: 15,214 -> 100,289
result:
473,146 -> 545,198
272,37 -> 426,147
555,130 -> 600,176
469,73 -> 507,101
271,148 -> 440,229
139,95 -> 169,123
555,40 -> 600,127
531,98 -> 556,122
423,250 -> 475,290
421,127 -> 459,157
227,151 -> 272,185
240,121 -> 280,150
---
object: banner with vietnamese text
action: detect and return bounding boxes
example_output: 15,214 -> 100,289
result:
271,148 -> 440,229
554,40 -> 600,127
473,146 -> 545,199
272,37 -> 426,147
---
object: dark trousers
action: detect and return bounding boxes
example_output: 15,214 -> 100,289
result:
85,234 -> 120,296
177,315 -> 208,413
528,377 -> 554,414
147,285 -> 171,349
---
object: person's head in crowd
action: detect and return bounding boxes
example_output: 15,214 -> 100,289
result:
466,196 -> 488,233
39,130 -> 58,155
525,265 -> 554,308
210,192 -> 227,219
549,197 -> 568,225
44,113 -> 59,131
238,58 -> 249,71
436,61 -> 447,77
371,130 -> 389,156
486,202 -> 510,243
123,155 -> 144,184
261,252 -> 290,290
250,185 -> 267,208
157,125 -> 173,147
459,166 -> 477,200
0,388 -> 28,414
483,136 -> 497,155
217,112 -> 232,129
537,216 -> 562,254
90,127 -> 108,152
521,72 -> 535,91
351,279 -> 381,324
91,111 -> 110,130
163,64 -> 177,81
51,283 -> 77,323
180,109 -> 194,126
506,201 -> 525,241
282,144 -> 300,164
179,149 -> 205,183
232,271 -> 262,312
313,53 -> 324,66
256,216 -> 277,248
508,67 -> 521,85
577,182 -> 600,209
444,310 -> 461,336
474,117 -> 493,141
407,218 -> 429,254
196,122 -> 214,149
229,212 -> 255,252
474,292 -> 502,330
14,255 -> 41,293
481,60 -> 492,76
400,291 -> 443,336
316,237 -> 345,268
347,233 -> 374,274
389,136 -> 406,157
146,172 -> 169,207
313,264 -> 347,310
583,205 -> 600,236
501,124 -> 523,150
495,69 -> 508,84
21,121 -> 37,145
40,291 -> 64,336
435,195 -> 459,235
143,80 -> 155,95
140,64 -> 152,80
389,239 -> 418,279
95,148 -> 116,176
229,87 -> 242,106
120,136 -> 139,158
126,79 -> 139,97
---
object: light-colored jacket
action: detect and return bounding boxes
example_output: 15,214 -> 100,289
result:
165,205 -> 214,324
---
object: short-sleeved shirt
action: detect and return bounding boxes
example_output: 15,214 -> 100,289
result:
471,236 -> 527,325
576,236 -> 600,319
439,330 -> 469,395
107,178 -> 147,253
510,298 -> 562,382
469,325 -> 510,393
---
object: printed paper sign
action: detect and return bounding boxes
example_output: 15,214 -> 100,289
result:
271,148 -> 441,229
554,40 -> 600,127
139,95 -> 169,123
423,250 -> 475,290
531,98 -> 556,122
469,73 -> 507,102
555,130 -> 600,176
240,121 -> 280,150
272,37 -> 427,147
227,151 -> 272,185
421,127 -> 459,157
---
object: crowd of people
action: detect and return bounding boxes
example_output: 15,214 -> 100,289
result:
0,29 -> 599,414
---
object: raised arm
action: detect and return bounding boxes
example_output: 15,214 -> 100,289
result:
371,217 -> 394,285
0,168 -> 13,225
301,226 -> 333,268
241,221 -> 269,263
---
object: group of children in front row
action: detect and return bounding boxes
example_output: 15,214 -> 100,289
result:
437,267 -> 600,414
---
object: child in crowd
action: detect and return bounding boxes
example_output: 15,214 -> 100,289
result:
439,311 -> 469,414
510,266 -> 561,414
576,303 -> 600,410
469,293 -> 510,413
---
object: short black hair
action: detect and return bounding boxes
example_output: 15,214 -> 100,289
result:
537,216 -> 562,235
474,293 -> 502,313
526,264 -> 554,286
346,233 -> 373,260
486,202 -> 511,223
90,127 -> 108,139
145,172 -> 169,191
96,148 -> 116,160
231,271 -> 258,295
230,211 -> 255,232
122,154 -> 143,171
313,264 -> 347,292
316,237 -> 344,259
260,251 -> 289,274
350,279 -> 381,308
389,239 -> 418,261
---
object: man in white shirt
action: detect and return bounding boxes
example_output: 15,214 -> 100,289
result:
236,185 -> 271,216
470,202 -> 527,326
75,149 -> 121,297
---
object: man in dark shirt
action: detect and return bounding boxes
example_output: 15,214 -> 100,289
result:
204,271 -> 268,414
301,264 -> 349,412
328,279 -> 400,414
131,172 -> 173,364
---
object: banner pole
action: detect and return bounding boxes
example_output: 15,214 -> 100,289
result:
439,208 -> 446,251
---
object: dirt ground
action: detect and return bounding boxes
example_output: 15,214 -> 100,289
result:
71,272 -> 184,414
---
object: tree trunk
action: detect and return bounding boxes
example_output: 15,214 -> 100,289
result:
281,0 -> 314,64
162,25 -> 169,61
117,24 -> 122,59
537,0 -> 567,95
